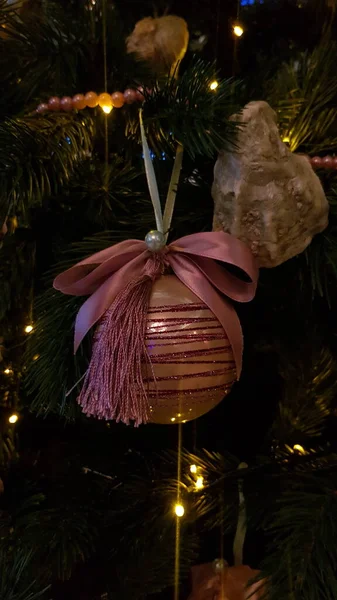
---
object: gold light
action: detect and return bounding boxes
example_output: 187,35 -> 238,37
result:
102,105 -> 112,114
190,464 -> 197,474
171,417 -> 176,422
24,325 -> 33,334
210,80 -> 219,91
4,368 -> 12,375
293,444 -> 306,454
195,476 -> 204,490
174,503 -> 185,517
233,24 -> 244,37
8,413 -> 19,424
32,354 -> 40,361
283,136 -> 290,143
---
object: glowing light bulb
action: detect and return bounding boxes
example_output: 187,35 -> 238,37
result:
233,24 -> 244,37
171,417 -> 176,422
4,368 -> 12,375
190,464 -> 197,474
177,413 -> 182,418
210,80 -> 219,91
8,413 -> 18,424
32,354 -> 40,361
102,105 -> 112,114
195,476 -> 204,490
24,325 -> 33,334
175,503 -> 185,517
293,444 -> 305,454
283,136 -> 290,143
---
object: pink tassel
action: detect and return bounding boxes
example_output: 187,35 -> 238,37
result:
77,254 -> 165,425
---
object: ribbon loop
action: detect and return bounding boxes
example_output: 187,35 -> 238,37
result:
53,231 -> 258,374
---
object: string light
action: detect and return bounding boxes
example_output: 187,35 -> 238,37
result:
8,413 -> 19,424
32,354 -> 40,361
283,136 -> 290,143
4,368 -> 13,375
171,417 -> 176,422
24,324 -> 33,334
293,444 -> 306,454
190,464 -> 197,474
210,80 -> 219,91
174,503 -> 185,517
233,24 -> 244,37
195,476 -> 204,490
102,105 -> 112,114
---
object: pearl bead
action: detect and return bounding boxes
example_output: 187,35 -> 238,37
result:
48,96 -> 61,111
322,155 -> 334,169
145,230 -> 165,252
135,88 -> 145,102
111,92 -> 125,108
36,103 -> 49,114
60,96 -> 73,112
124,88 -> 137,104
213,558 -> 228,572
85,91 -> 99,108
98,93 -> 112,109
310,156 -> 322,168
72,94 -> 86,110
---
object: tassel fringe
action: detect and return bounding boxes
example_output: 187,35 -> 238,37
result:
78,255 -> 164,425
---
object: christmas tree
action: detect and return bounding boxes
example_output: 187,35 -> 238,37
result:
2,1 -> 337,599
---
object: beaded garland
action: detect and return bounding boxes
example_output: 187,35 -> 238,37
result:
306,155 -> 337,170
36,88 -> 146,114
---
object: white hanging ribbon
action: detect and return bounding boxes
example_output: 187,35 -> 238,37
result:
139,110 -> 164,233
139,109 -> 183,237
233,462 -> 248,566
163,144 -> 184,240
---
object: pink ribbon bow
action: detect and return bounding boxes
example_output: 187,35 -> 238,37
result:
53,231 -> 258,377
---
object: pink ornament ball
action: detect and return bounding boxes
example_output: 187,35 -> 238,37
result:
145,275 -> 236,425
124,88 -> 137,104
36,103 -> 49,114
332,157 -> 337,170
60,96 -> 73,112
48,96 -> 61,111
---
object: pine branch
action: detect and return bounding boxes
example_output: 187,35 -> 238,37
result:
272,342 -> 337,443
126,61 -> 240,159
0,548 -> 50,600
259,481 -> 337,600
0,114 -> 94,218
265,40 -> 337,153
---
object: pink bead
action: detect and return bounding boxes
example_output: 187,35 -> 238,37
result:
124,88 -> 137,104
36,103 -> 49,114
135,87 -> 145,102
60,96 -> 73,112
72,94 -> 86,110
48,96 -> 61,111
322,155 -> 334,169
332,157 -> 337,169
111,92 -> 125,108
310,156 -> 323,168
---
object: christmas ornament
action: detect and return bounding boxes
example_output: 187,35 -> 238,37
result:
212,101 -> 329,268
53,111 -> 258,425
126,15 -> 189,76
187,562 -> 262,600
54,232 -> 257,425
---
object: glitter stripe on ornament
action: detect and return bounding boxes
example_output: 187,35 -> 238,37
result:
145,289 -> 237,424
